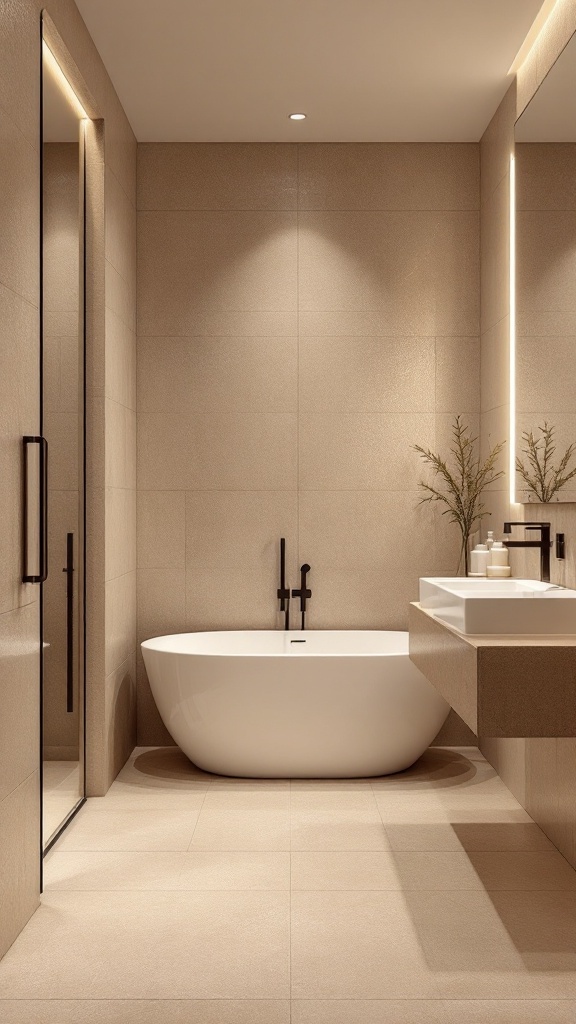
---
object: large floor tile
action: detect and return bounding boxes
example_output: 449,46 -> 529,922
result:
202,782 -> 290,812
291,1000 -> 576,1024
56,806 -> 199,852
0,1000 -> 290,1023
189,809 -> 291,851
385,820 -> 554,852
43,851 -> 187,891
405,889 -> 576,998
177,851 -> 290,889
290,812 -> 390,852
290,890 -> 441,999
147,891 -> 290,998
467,851 -> 576,890
291,852 -> 401,890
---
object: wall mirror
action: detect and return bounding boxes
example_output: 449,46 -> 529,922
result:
514,31 -> 576,503
41,37 -> 87,848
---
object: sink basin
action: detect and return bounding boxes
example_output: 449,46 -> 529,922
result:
419,577 -> 576,635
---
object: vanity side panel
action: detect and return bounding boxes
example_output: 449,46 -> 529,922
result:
408,603 -> 478,734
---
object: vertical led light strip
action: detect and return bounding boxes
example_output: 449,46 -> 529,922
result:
42,41 -> 89,120
509,153 -> 516,504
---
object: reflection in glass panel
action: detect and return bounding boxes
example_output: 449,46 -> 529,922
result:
42,41 -> 86,847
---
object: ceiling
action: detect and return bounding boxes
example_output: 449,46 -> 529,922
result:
516,31 -> 576,141
75,0 -> 545,142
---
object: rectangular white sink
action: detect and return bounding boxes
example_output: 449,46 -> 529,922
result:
419,577 -> 576,635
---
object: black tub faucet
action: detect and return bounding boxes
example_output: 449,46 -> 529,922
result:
292,564 -> 312,630
277,537 -> 290,630
503,522 -> 552,582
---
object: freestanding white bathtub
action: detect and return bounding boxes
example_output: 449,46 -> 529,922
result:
141,630 -> 450,778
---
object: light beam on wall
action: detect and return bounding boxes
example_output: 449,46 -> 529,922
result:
43,41 -> 89,121
509,152 -> 516,505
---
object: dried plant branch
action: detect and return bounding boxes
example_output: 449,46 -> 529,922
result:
516,422 -> 576,502
413,416 -> 505,576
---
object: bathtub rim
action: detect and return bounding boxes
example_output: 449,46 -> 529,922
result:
141,628 -> 413,658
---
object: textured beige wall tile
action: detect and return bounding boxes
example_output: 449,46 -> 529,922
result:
106,259 -> 136,333
299,413 -> 435,491
481,317 -> 509,413
516,143 -> 576,212
299,336 -> 435,414
556,739 -> 576,867
298,211 -> 479,336
137,336 -> 298,414
517,211 -> 576,315
137,568 -> 187,643
138,211 -> 298,336
479,405 -> 509,490
480,175 -> 509,335
105,167 -> 136,290
105,487 -> 137,582
517,335 -> 576,413
105,573 -> 137,677
525,739 -> 559,848
138,143 -> 298,211
105,400 -> 136,489
137,492 -> 186,569
0,2 -> 40,149
0,106 -> 39,305
0,772 -> 40,958
138,411 -> 297,491
435,337 -> 480,414
105,653 -> 137,786
298,143 -> 479,211
105,307 -> 136,410
43,143 -> 79,315
0,999 -> 290,1023
43,412 -> 79,491
185,491 -> 298,630
0,604 -> 40,803
480,82 -> 516,203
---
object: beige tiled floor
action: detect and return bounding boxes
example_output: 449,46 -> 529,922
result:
1,745 -> 576,1021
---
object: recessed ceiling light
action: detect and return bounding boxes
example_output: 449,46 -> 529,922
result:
289,113 -> 306,120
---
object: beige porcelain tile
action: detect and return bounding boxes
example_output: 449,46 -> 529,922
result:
298,566 -> 421,631
374,792 -> 449,825
516,309 -> 576,337
147,890 -> 290,998
407,889 -> 576,998
291,851 -> 401,890
480,174 -> 509,334
392,852 -> 484,889
137,211 -> 297,336
0,106 -> 39,305
478,404 -> 508,490
43,412 -> 79,491
44,851 -> 187,891
556,739 -> 576,868
371,746 -> 488,792
136,567 -> 187,642
105,572 -> 137,676
105,399 -> 136,489
517,210 -> 576,315
290,782 -> 377,812
291,808 -> 390,852
299,413 -> 435,490
106,258 -> 136,333
0,604 -> 40,802
0,772 -> 40,959
105,487 -> 136,581
0,892 -> 161,999
466,851 -> 576,890
138,142 -> 298,211
481,81 -> 515,202
291,890 -> 440,998
384,819 -> 553,853
142,310 -> 298,337
119,745 -> 213,784
202,782 -> 290,812
105,167 -> 136,288
517,335 -> 576,414
299,336 -> 435,413
0,1000 -> 291,1024
137,335 -> 298,414
177,851 -> 290,890
298,143 -> 479,211
0,0 -> 39,149
137,491 -> 186,569
435,336 -> 480,413
105,306 -> 136,410
292,1000 -> 576,1024
481,316 -> 509,413
516,143 -> 576,212
298,211 -> 479,336
138,412 -> 297,490
55,805 -> 199,852
189,809 -> 291,851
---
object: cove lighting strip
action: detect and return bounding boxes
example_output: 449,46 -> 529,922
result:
42,40 -> 89,121
509,153 -> 516,505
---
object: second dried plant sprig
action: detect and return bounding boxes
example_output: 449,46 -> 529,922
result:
516,422 -> 576,503
413,416 -> 505,576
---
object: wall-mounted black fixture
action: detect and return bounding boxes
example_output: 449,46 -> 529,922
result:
22,435 -> 48,583
556,533 -> 565,560
292,564 -> 312,631
503,521 -> 552,582
63,532 -> 75,712
277,537 -> 290,631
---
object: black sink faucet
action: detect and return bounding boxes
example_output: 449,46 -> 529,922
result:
503,522 -> 552,582
292,564 -> 312,630
277,537 -> 291,631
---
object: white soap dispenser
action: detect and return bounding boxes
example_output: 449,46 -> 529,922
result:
486,540 -> 511,577
469,543 -> 490,576
486,531 -> 494,551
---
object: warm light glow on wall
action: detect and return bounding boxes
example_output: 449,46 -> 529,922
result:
509,152 -> 516,505
43,41 -> 89,121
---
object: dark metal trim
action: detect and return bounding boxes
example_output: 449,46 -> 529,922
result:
43,797 -> 86,856
63,532 -> 74,713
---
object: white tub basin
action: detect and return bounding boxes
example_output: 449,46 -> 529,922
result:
419,577 -> 576,635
